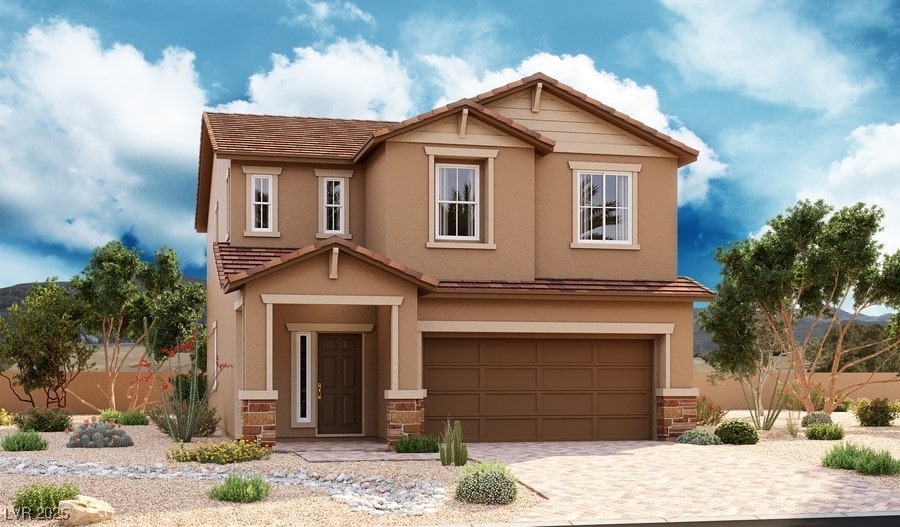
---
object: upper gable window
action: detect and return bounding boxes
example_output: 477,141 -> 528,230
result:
425,146 -> 498,249
436,164 -> 479,240
243,166 -> 281,237
570,161 -> 641,249
315,169 -> 353,239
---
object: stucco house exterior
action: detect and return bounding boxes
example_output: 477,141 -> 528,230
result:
194,73 -> 714,446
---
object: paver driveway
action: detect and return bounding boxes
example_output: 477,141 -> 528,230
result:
467,441 -> 900,523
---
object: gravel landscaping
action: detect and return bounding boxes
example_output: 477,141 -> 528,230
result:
0,418 -> 542,526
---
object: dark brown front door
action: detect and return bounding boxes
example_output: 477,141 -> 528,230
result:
317,334 -> 362,435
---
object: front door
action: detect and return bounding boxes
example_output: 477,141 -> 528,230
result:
317,334 -> 362,435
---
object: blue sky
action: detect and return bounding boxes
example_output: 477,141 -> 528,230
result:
1,0 -> 899,295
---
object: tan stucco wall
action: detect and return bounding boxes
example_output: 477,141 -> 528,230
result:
418,296 -> 695,389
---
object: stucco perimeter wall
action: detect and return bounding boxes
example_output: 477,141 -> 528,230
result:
0,371 -> 168,414
696,371 -> 900,410
419,297 -> 696,389
533,153 -> 679,281
369,139 -> 537,281
240,250 -> 420,392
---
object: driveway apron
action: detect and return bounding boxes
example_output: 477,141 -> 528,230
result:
467,441 -> 900,523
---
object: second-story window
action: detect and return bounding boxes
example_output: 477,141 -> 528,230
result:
252,175 -> 273,231
577,171 -> 631,243
324,178 -> 344,234
436,164 -> 479,240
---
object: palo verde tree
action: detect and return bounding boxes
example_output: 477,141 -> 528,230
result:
0,279 -> 92,407
701,200 -> 900,413
70,241 -> 204,411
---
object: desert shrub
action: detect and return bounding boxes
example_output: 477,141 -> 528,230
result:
853,398 -> 899,427
99,409 -> 121,422
801,411 -> 832,427
2,430 -> 49,451
99,408 -> 147,425
785,412 -> 800,437
822,442 -> 900,475
439,419 -> 468,466
394,433 -> 439,453
208,473 -> 271,503
455,461 -> 518,505
0,408 -> 15,426
167,439 -> 271,464
805,423 -> 844,440
695,395 -> 727,426
171,372 -> 208,402
13,407 -> 71,432
834,398 -> 852,412
785,381 -> 826,411
66,418 -> 133,448
12,483 -> 79,520
714,420 -> 758,445
148,400 -> 219,440
676,428 -> 722,445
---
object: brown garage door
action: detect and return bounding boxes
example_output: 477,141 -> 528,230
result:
423,337 -> 653,441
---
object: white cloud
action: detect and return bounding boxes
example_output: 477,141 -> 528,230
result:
0,20 -> 208,272
400,11 -> 510,72
218,38 -> 413,120
659,0 -> 872,115
283,0 -> 374,35
798,123 -> 900,254
421,52 -> 727,205
0,242 -> 84,287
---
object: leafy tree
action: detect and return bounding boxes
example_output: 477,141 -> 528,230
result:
0,279 -> 92,408
812,323 -> 900,373
70,241 -> 204,411
702,200 -> 900,413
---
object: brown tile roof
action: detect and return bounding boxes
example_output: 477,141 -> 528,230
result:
436,277 -> 714,299
472,72 -> 699,165
213,238 -> 440,292
203,112 -> 395,160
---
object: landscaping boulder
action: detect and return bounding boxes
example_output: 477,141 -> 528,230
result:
58,495 -> 114,526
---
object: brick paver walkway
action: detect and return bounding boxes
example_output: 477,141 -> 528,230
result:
468,441 -> 900,523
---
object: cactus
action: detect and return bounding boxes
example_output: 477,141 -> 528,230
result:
439,419 -> 468,466
66,418 -> 133,448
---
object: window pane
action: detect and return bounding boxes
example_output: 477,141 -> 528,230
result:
326,180 -> 341,205
458,204 -> 475,236
299,336 -> 307,420
439,167 -> 456,200
579,208 -> 594,240
439,203 -> 454,236
256,204 -> 269,229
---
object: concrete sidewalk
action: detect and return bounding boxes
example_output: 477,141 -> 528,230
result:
467,441 -> 900,524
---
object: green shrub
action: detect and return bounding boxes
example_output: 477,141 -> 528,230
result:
714,420 -> 758,445
99,409 -> 121,422
12,483 -> 79,520
676,428 -> 723,445
167,439 -> 271,464
12,407 -> 71,432
0,408 -> 15,426
822,442 -> 900,475
805,423 -> 844,440
394,433 -> 439,453
66,418 -> 133,448
148,400 -> 219,439
785,412 -> 800,437
853,397 -> 899,427
834,398 -> 852,412
801,411 -> 832,427
455,461 -> 518,505
208,473 -> 271,503
100,408 -> 148,425
2,430 -> 49,451
439,419 -> 468,466
785,381 -> 826,411
696,395 -> 727,426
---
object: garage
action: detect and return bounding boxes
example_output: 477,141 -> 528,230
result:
423,337 -> 654,441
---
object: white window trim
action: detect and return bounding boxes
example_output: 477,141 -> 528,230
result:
291,332 -> 313,426
242,166 -> 282,237
569,161 -> 641,250
315,169 -> 353,239
210,322 -> 218,392
435,163 -> 480,241
425,146 -> 497,249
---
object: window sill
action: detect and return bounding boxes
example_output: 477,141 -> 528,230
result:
427,241 -> 497,250
316,233 -> 352,240
244,230 -> 281,238
570,242 -> 640,250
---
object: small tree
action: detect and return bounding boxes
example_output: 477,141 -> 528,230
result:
706,200 -> 900,413
0,279 -> 92,408
70,241 -> 204,411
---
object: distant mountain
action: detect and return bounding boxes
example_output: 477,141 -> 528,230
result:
693,307 -> 892,357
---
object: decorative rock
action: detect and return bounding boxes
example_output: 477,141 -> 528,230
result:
58,495 -> 115,526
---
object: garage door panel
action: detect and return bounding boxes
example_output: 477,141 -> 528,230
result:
542,392 -> 593,414
482,418 -> 538,440
424,337 -> 653,441
482,341 -> 537,363
484,368 -> 537,389
483,393 -> 538,415
428,393 -> 480,416
426,368 -> 480,390
542,368 -> 593,389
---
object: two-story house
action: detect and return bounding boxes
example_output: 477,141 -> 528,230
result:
195,73 -> 713,446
